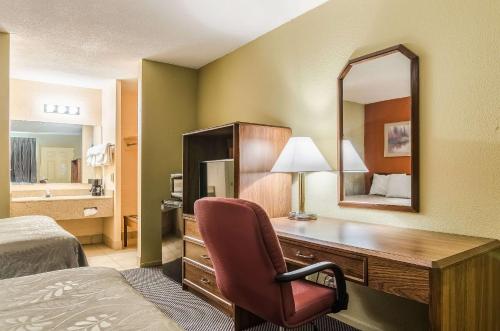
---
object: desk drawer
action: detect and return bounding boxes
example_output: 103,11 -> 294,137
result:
184,217 -> 202,241
184,240 -> 213,268
280,240 -> 366,284
184,261 -> 222,298
368,257 -> 430,304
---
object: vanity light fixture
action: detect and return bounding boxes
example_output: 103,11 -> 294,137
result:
43,104 -> 57,113
43,104 -> 80,115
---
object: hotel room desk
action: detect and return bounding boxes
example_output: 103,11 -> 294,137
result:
271,217 -> 500,331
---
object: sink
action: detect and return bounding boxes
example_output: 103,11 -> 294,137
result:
11,195 -> 112,203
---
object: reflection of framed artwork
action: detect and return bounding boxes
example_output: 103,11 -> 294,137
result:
384,121 -> 411,157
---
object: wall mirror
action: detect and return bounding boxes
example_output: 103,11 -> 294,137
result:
10,120 -> 96,184
338,45 -> 419,212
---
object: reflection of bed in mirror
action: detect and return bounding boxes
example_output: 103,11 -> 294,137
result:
344,194 -> 410,206
345,172 -> 411,206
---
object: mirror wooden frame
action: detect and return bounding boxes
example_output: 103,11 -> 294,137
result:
337,44 -> 419,212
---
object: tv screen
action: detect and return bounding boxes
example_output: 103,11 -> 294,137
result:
199,159 -> 234,198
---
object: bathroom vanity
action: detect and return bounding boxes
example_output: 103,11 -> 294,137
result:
10,184 -> 114,245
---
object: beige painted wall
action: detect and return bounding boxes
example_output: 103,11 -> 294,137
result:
0,33 -> 9,217
139,60 -> 198,265
199,0 -> 500,242
115,79 -> 139,247
100,80 -> 120,249
10,79 -> 101,126
197,1 -> 500,329
101,80 -> 117,145
343,101 -> 365,195
120,80 -> 138,218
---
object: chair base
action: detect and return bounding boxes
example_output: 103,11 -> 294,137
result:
234,305 -> 265,331
234,306 -> 319,331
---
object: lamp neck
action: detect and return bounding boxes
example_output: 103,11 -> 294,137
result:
298,172 -> 306,214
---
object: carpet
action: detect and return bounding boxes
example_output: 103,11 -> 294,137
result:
122,267 -> 359,331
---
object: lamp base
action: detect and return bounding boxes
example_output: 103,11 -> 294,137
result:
288,211 -> 317,221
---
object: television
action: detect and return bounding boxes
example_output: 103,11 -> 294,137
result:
199,159 -> 234,198
170,173 -> 183,200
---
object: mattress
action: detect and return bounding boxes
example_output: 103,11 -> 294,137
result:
345,194 -> 411,206
0,267 -> 182,330
0,215 -> 88,279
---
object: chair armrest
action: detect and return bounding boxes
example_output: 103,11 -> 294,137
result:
275,261 -> 349,312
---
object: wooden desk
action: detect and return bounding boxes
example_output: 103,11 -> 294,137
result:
182,215 -> 499,330
272,217 -> 500,331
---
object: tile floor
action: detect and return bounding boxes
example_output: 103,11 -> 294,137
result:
83,244 -> 138,270
83,236 -> 183,270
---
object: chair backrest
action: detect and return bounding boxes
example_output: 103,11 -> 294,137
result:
194,197 -> 294,325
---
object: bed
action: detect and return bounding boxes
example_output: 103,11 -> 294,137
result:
0,267 -> 182,330
0,215 -> 88,279
344,194 -> 411,206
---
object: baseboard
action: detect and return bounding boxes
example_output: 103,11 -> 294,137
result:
103,234 -> 123,249
332,313 -> 382,331
140,259 -> 162,268
125,238 -> 138,246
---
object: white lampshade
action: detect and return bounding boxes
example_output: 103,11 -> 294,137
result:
342,140 -> 368,172
271,137 -> 332,173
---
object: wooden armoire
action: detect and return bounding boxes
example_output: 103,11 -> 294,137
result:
181,122 -> 291,315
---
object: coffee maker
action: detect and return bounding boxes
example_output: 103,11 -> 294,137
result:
88,179 -> 104,196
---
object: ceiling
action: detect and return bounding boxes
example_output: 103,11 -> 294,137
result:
0,0 -> 327,88
343,52 -> 411,104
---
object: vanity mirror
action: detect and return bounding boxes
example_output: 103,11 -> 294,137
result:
10,120 -> 95,184
338,45 -> 419,212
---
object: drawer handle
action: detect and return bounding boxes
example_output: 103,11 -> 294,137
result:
296,251 -> 315,259
200,277 -> 210,285
200,254 -> 211,260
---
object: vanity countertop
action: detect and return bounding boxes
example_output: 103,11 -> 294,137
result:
10,195 -> 114,220
11,195 -> 113,203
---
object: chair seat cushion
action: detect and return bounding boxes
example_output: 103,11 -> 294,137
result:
287,279 -> 336,326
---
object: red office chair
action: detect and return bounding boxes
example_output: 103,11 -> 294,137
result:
194,197 -> 348,331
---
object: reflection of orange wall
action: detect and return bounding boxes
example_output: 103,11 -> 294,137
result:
121,80 -> 138,217
364,97 -> 411,192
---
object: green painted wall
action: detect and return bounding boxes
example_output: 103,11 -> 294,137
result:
139,59 -> 198,265
0,33 -> 9,217
196,1 -> 500,330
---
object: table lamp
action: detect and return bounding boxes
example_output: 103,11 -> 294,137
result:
271,137 -> 332,220
342,140 -> 368,172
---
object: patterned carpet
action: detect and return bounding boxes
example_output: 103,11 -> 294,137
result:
121,267 -> 359,331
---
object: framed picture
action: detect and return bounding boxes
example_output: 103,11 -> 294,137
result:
384,121 -> 411,157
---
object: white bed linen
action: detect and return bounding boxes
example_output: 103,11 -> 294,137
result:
345,194 -> 411,206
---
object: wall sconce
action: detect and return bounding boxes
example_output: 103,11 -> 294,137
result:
44,104 -> 80,115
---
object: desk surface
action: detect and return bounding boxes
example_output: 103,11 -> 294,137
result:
271,217 -> 499,268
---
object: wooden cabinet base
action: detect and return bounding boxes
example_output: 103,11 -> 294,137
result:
429,247 -> 500,331
182,259 -> 234,317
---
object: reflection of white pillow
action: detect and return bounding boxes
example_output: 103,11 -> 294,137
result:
369,174 -> 389,196
386,174 -> 411,198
